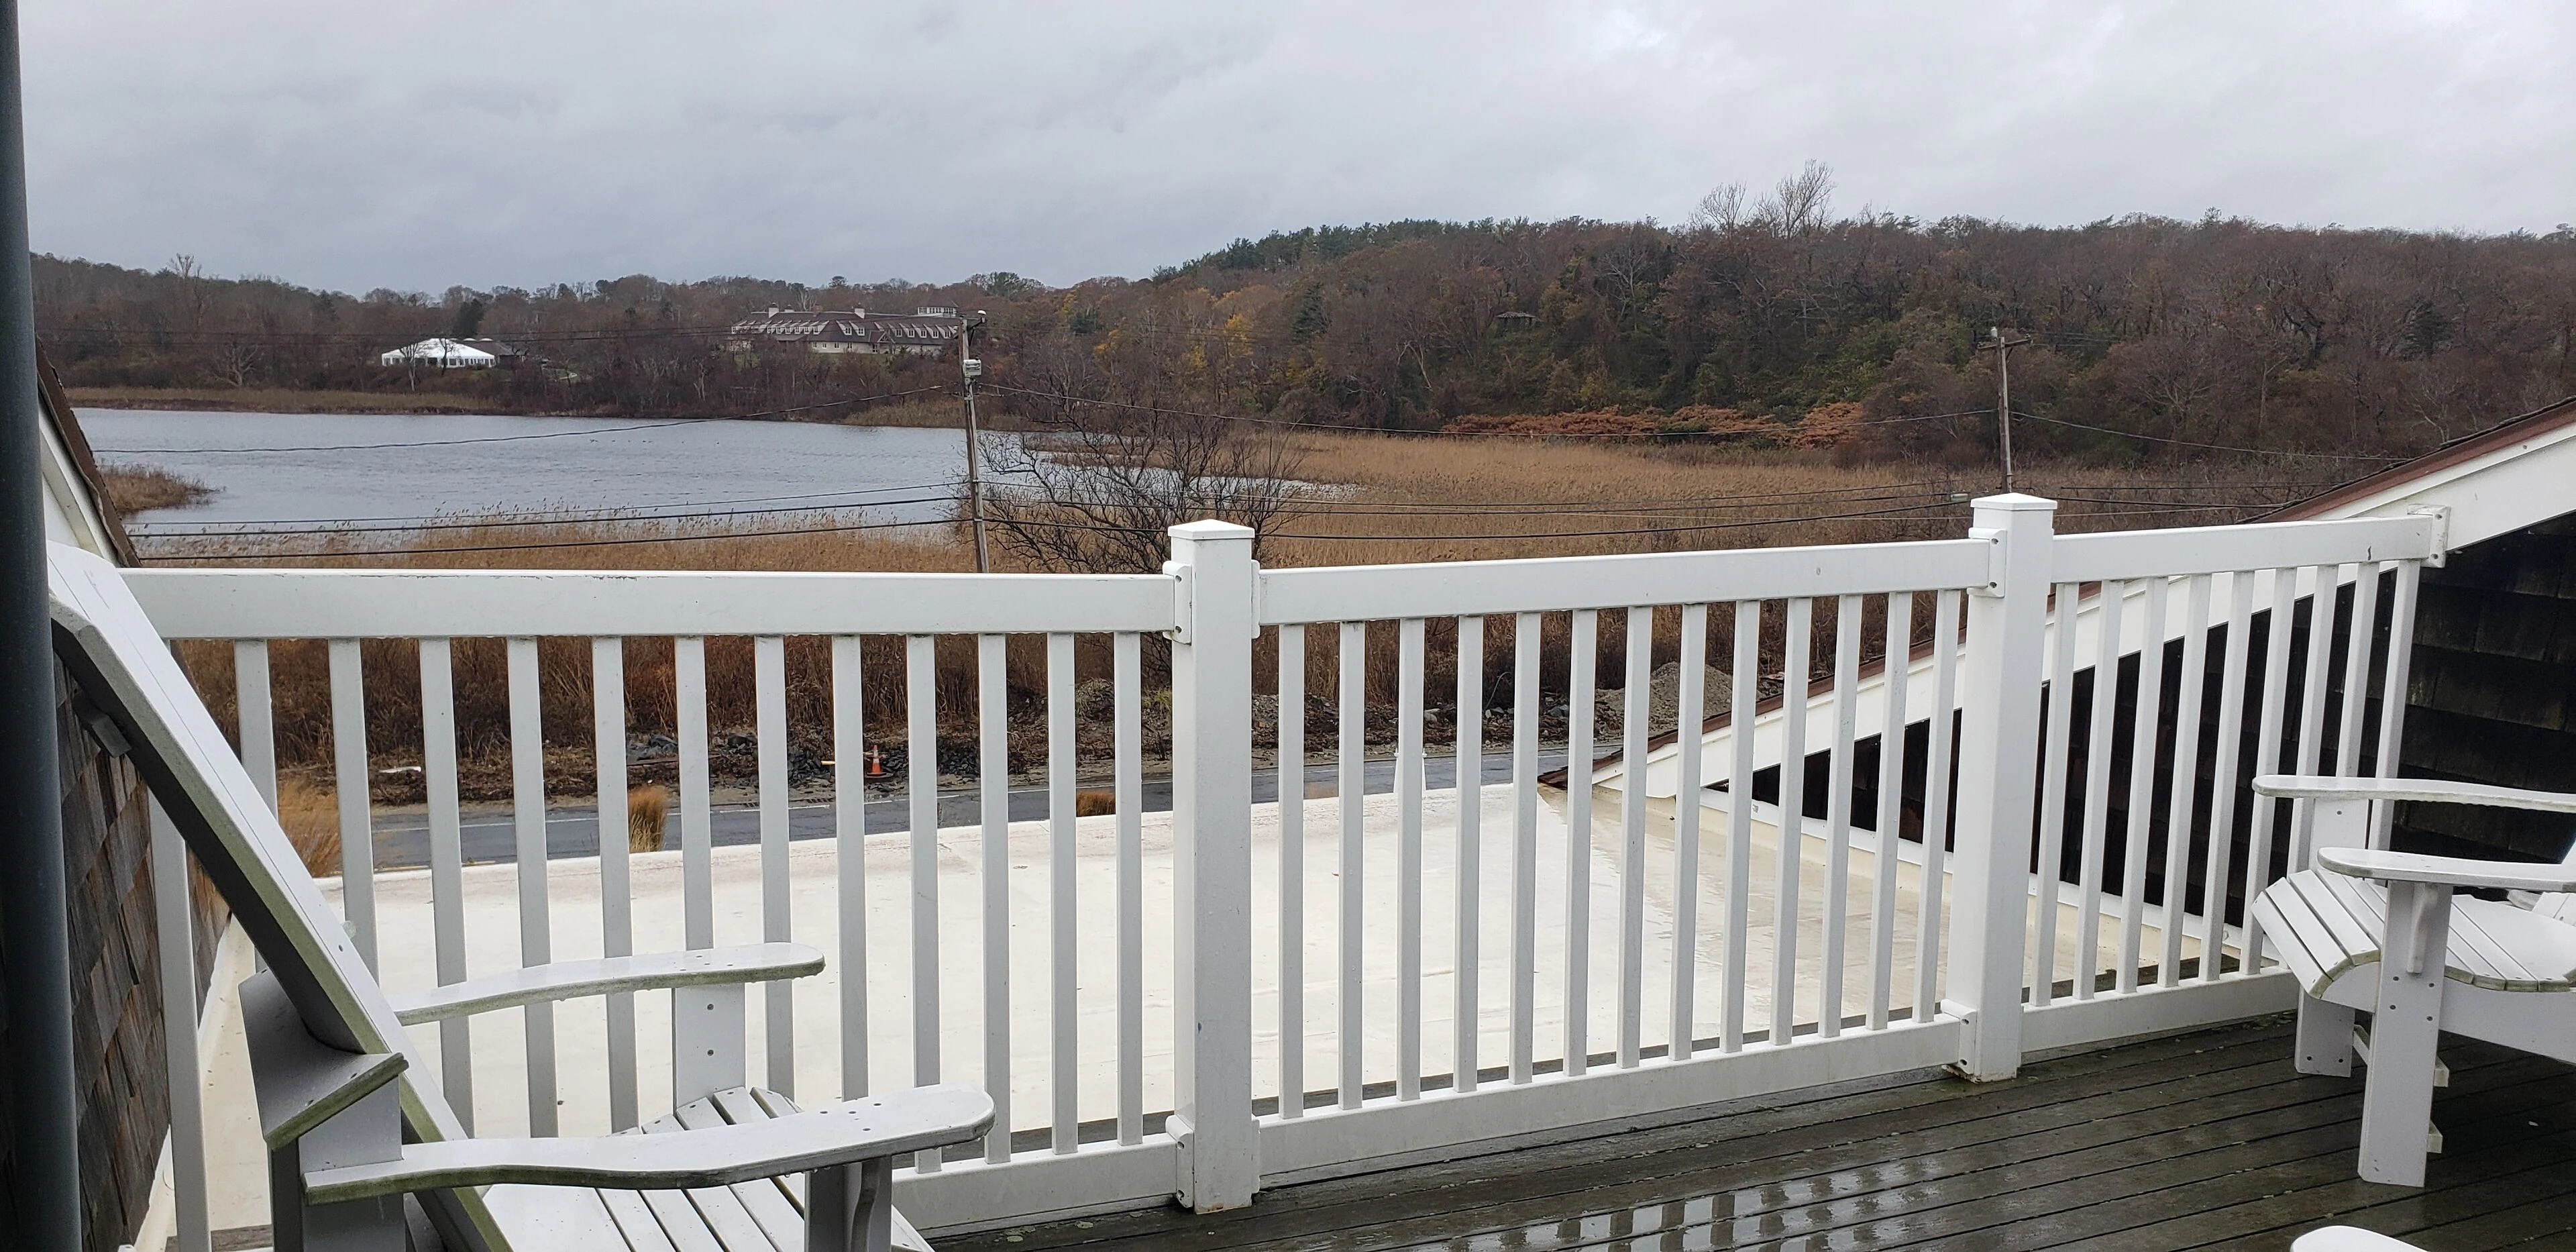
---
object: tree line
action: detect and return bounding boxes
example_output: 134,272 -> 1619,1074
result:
36,163 -> 2576,466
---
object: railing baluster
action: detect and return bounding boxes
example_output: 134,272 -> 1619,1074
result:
1114,631 -> 1144,1144
829,635 -> 868,1101
506,637 -> 558,1135
1565,608 -> 1597,1075
1912,591 -> 1961,1019
326,638 -> 376,969
1275,625 -> 1306,1118
2370,562 -> 2421,849
2242,570 -> 2297,974
150,801 -> 209,1252
233,639 -> 277,811
1397,617 -> 1426,1098
2074,583 -> 2123,1000
755,636 -> 794,1096
1670,604 -> 1707,1056
2159,576 -> 2212,986
1618,606 -> 1652,1066
2117,578 -> 2169,994
594,638 -> 637,1129
1771,598 -> 1811,1045
2289,564 -> 2339,870
676,637 -> 714,951
977,633 -> 1011,1164
2200,575 -> 2254,980
1867,593 -> 1909,1027
906,635 -> 942,1173
1821,596 -> 1862,1037
1509,612 -> 1540,1084
2333,562 -> 2381,781
2031,587 -> 2078,1008
419,637 -> 472,1131
1454,615 -> 1484,1091
1337,619 -> 1365,1108
1723,600 -> 1759,1053
1047,632 -> 1078,1152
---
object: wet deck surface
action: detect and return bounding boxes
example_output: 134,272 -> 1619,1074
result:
945,1016 -> 2576,1251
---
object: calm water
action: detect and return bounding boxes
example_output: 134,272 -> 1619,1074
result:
78,409 -> 998,531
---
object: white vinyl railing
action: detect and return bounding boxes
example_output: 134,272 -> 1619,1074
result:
121,496 -> 2447,1241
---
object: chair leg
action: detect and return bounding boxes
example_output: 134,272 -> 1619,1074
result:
2356,881 -> 2451,1188
2295,994 -> 2355,1076
805,1158 -> 897,1252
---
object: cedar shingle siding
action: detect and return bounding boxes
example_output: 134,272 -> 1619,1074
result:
5,662 -> 228,1251
2396,517 -> 2576,862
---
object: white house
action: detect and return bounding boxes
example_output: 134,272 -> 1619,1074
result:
378,336 -> 525,368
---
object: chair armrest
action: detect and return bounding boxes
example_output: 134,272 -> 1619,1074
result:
302,1084 -> 995,1203
2252,774 -> 2576,815
241,971 -> 409,1150
2317,847 -> 2576,894
388,943 -> 823,1025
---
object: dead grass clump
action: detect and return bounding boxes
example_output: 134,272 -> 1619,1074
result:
627,784 -> 669,853
1074,790 -> 1116,817
97,464 -> 215,514
275,776 -> 343,878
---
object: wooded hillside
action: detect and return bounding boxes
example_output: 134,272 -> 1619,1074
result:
37,168 -> 2576,468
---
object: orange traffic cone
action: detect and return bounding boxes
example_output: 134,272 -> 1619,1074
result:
865,743 -> 883,778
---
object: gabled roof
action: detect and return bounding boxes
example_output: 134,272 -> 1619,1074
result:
35,344 -> 135,564
2263,394 -> 2576,525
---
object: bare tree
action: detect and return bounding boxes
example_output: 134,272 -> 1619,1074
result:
1760,160 -> 1837,237
1690,181 -> 1748,231
981,405 -> 1307,573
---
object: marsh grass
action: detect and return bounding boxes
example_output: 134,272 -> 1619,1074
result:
274,777 -> 342,878
151,435 -> 2334,797
627,785 -> 669,853
97,464 -> 216,513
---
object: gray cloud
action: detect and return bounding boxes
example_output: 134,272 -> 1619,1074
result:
23,1 -> 2575,293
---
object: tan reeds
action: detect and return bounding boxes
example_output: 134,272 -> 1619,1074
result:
274,776 -> 343,878
627,784 -> 669,853
148,436 -> 2318,786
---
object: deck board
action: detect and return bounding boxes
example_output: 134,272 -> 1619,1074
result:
940,1016 -> 2576,1251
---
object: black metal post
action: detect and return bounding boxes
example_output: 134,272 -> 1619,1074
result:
0,0 -> 80,1245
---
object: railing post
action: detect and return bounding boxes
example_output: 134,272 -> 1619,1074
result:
1943,493 -> 2055,1080
1165,521 -> 1260,1211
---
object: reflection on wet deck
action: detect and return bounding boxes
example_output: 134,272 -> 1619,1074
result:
945,1017 -> 2576,1251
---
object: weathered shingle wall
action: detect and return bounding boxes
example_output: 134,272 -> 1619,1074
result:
26,662 -> 229,1252
2396,517 -> 2576,862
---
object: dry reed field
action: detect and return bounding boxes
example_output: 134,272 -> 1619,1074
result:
135,429 -> 2348,800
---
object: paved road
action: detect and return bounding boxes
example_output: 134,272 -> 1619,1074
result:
367,750 -> 1573,870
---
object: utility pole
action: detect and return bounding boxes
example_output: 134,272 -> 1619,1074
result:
1978,325 -> 2031,492
959,311 -> 989,572
0,0 -> 80,1247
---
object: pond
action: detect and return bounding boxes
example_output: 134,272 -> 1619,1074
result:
77,409 -> 998,531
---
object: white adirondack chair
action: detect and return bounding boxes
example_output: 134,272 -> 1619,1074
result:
48,543 -> 994,1252
2249,773 -> 2576,1187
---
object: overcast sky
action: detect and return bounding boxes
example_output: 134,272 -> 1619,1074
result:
22,1 -> 2575,295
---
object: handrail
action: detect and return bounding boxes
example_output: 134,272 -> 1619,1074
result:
2051,513 -> 2442,584
121,566 -> 1177,638
1258,537 -> 1992,624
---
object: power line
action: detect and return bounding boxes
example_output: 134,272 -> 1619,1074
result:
122,476 -> 972,529
2011,410 -> 2408,462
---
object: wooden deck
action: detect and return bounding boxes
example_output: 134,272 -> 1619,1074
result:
945,1016 -> 2576,1251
